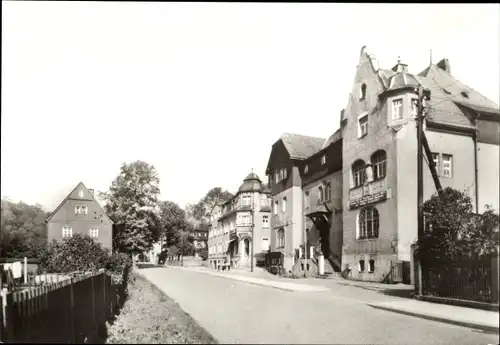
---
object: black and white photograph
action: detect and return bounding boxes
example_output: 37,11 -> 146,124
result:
1,2 -> 499,344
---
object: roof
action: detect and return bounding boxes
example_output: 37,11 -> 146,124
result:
238,172 -> 263,193
416,64 -> 499,129
280,133 -> 326,160
45,182 -> 114,224
321,129 -> 342,150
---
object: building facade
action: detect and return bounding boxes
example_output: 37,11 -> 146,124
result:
208,173 -> 272,270
263,47 -> 498,282
340,46 -> 499,282
45,182 -> 113,251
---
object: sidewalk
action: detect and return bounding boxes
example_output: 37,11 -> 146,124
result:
368,299 -> 499,333
171,266 -> 499,332
170,266 -> 329,292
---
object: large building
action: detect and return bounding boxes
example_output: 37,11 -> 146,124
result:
207,172 -> 272,270
45,182 -> 113,251
264,46 -> 499,282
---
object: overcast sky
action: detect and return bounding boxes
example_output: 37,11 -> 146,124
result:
2,2 -> 499,211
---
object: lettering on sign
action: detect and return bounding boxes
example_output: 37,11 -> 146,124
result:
349,188 -> 363,200
349,191 -> 387,210
369,179 -> 386,194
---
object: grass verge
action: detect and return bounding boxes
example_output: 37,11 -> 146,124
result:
105,272 -> 218,344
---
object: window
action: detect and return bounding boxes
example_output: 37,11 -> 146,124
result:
62,226 -> 73,238
242,195 -> 251,206
304,165 -> 309,174
411,98 -> 418,118
262,238 -> 269,251
442,154 -> 453,177
358,206 -> 380,239
358,114 -> 368,138
275,172 -> 279,184
432,153 -> 440,173
368,260 -> 375,273
358,260 -> 365,272
321,155 -> 326,165
352,160 -> 366,188
360,83 -> 367,100
324,181 -> 332,201
75,205 -> 88,215
241,215 -> 251,225
89,228 -> 99,238
304,191 -> 310,209
392,98 -> 403,120
282,197 -> 287,213
277,229 -> 285,248
78,189 -> 84,198
318,186 -> 323,204
275,168 -> 288,183
371,150 -> 387,180
262,215 -> 269,227
274,200 -> 278,215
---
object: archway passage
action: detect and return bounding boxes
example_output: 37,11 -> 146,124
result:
306,211 -> 331,257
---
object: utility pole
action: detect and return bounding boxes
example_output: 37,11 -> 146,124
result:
250,197 -> 255,272
415,85 -> 431,239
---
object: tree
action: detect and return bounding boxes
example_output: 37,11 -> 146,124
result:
158,200 -> 186,248
100,161 -> 161,256
415,187 -> 499,265
191,187 -> 233,224
1,199 -> 49,258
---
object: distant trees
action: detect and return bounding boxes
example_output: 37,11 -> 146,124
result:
1,199 -> 49,258
415,187 -> 499,265
187,187 -> 233,225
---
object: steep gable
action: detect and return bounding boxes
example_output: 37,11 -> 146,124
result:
46,182 -> 113,224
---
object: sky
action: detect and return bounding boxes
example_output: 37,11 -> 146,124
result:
2,2 -> 499,211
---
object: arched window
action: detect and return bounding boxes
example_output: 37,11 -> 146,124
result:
277,228 -> 285,248
360,83 -> 367,100
371,150 -> 387,180
318,186 -> 324,204
352,160 -> 366,187
357,207 -> 379,239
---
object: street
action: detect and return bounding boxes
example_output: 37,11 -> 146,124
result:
140,267 -> 499,345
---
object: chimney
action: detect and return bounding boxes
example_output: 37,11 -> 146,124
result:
391,61 -> 408,73
436,58 -> 451,74
89,189 -> 94,198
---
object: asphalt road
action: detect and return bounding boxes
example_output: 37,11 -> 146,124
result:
140,267 -> 499,345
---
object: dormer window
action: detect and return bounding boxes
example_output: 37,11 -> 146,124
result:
275,168 -> 288,183
304,165 -> 309,175
360,83 -> 367,100
78,189 -> 84,198
461,91 -> 469,98
321,155 -> 326,165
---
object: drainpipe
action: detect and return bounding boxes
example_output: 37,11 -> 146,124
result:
473,112 -> 480,214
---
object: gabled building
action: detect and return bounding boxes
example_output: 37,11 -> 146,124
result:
191,228 -> 208,249
45,182 -> 113,251
207,172 -> 272,270
265,133 -> 326,272
340,46 -> 499,282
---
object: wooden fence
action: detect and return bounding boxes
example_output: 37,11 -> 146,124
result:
0,270 -> 121,343
414,253 -> 499,305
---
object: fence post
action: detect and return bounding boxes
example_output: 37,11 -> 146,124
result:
69,278 -> 76,344
492,253 -> 499,304
418,261 -> 423,296
5,292 -> 15,342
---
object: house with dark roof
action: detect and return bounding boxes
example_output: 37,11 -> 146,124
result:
340,46 -> 499,283
45,182 -> 113,251
264,133 -> 329,273
207,172 -> 272,270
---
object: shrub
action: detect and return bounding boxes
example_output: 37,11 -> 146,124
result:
197,248 -> 208,261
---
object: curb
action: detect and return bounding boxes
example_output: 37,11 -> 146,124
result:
368,304 -> 499,334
